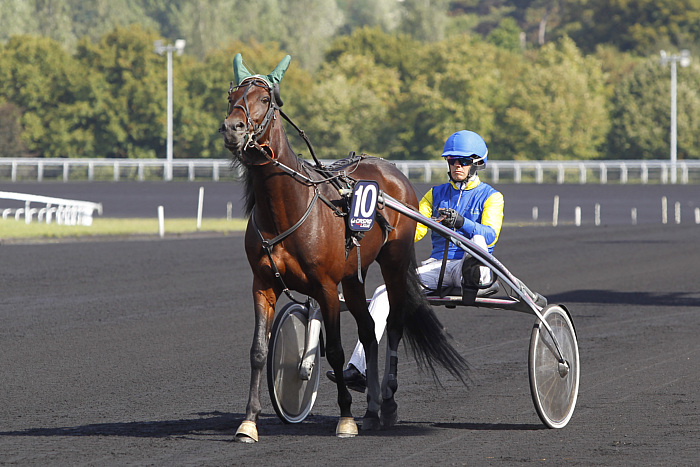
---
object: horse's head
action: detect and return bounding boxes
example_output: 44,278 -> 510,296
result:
220,54 -> 291,165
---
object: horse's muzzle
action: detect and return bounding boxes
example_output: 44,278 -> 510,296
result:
220,118 -> 247,154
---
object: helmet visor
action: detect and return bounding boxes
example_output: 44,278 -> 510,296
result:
446,156 -> 474,167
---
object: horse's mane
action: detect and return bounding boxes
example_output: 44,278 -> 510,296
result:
230,133 -> 305,218
230,158 -> 256,217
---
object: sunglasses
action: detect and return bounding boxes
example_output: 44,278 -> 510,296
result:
447,157 -> 473,167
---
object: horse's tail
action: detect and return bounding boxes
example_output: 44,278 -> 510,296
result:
402,250 -> 470,385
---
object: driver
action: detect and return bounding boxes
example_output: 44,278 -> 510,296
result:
327,130 -> 504,392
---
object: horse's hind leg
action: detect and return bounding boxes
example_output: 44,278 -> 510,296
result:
380,325 -> 401,428
377,256 -> 410,428
235,282 -> 277,443
342,278 -> 382,431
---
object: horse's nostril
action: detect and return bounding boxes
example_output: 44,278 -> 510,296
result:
220,119 -> 246,134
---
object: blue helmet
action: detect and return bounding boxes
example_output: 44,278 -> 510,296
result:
441,130 -> 488,170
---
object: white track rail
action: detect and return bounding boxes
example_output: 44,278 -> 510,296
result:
0,191 -> 102,226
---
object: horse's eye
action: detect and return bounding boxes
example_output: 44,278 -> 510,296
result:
261,96 -> 270,103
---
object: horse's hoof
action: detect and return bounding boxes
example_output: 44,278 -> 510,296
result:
336,417 -> 358,438
234,434 -> 257,444
235,420 -> 258,443
361,416 -> 381,431
381,400 -> 398,428
380,410 -> 398,428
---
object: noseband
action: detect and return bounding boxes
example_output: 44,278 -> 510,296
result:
227,78 -> 280,165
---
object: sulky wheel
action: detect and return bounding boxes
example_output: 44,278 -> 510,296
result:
267,302 -> 321,424
528,304 -> 580,429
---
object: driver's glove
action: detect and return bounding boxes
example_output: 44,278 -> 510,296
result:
438,208 -> 465,229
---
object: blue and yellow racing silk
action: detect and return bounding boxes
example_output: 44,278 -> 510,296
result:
415,175 -> 504,259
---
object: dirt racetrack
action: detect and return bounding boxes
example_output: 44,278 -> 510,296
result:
1,223 -> 699,465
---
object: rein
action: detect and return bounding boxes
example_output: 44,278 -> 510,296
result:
255,141 -> 362,190
278,108 -> 324,168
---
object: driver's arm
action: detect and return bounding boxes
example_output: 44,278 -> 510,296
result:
414,188 -> 434,242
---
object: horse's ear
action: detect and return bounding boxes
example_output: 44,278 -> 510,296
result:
233,53 -> 253,86
266,55 -> 291,85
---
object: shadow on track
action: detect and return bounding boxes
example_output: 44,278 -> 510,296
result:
547,289 -> 700,307
433,422 -> 545,431
0,412 -> 444,439
0,411 -> 243,439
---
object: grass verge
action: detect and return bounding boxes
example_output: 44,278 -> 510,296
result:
2,218 -> 546,242
1,218 -> 248,240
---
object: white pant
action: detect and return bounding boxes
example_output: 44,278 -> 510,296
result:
347,235 -> 491,374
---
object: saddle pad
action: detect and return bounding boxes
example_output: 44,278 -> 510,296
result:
324,152 -> 369,172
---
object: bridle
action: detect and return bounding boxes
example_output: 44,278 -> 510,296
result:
226,76 -> 333,172
226,78 -> 280,165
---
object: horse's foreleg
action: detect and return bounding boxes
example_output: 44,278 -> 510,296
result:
342,279 -> 381,431
318,288 -> 358,438
235,284 -> 277,443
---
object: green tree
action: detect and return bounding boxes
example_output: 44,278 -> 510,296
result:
486,17 -> 523,51
397,0 -> 449,42
447,0 -> 516,37
29,0 -> 75,49
390,35 -> 523,160
607,58 -> 700,159
593,44 -> 643,95
0,101 -> 31,157
0,0 -> 39,43
562,0 -> 700,55
0,35 -> 98,157
445,0 -> 565,47
521,0 -> 565,46
1,0 -> 163,52
144,0 -> 238,60
321,27 -> 433,158
325,26 -> 422,81
278,0 -> 345,71
501,36 -> 609,160
336,0 -> 401,34
299,54 -> 402,158
228,0 -> 286,47
69,0 -> 159,46
75,25 -> 171,158
314,29 -> 528,160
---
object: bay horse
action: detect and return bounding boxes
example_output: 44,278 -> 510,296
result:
220,53 -> 468,442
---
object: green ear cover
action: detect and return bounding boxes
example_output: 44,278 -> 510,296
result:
233,53 -> 253,86
266,55 -> 292,84
233,53 -> 291,86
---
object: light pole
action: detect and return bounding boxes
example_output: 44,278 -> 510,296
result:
659,49 -> 691,184
154,39 -> 186,181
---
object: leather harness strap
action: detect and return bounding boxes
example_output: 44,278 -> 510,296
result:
435,241 -> 450,298
251,190 -> 321,305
